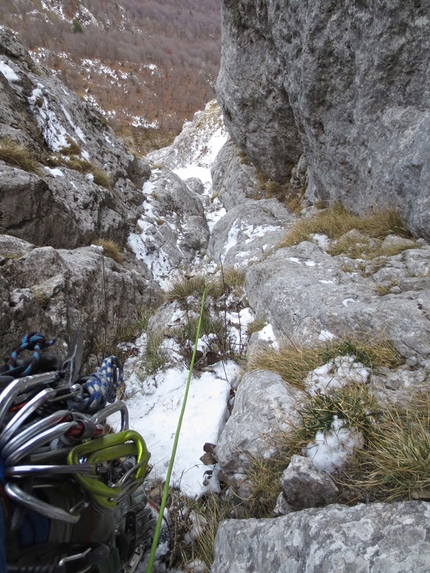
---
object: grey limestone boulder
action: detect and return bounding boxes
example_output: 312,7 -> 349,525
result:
211,501 -> 430,573
208,197 -> 295,269
215,370 -> 305,495
280,455 -> 339,510
210,139 -> 262,211
244,241 -> 430,361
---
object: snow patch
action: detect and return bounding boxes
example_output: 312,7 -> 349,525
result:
306,416 -> 364,473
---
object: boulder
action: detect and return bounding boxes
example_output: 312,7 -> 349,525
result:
280,455 -> 339,510
210,139 -> 262,210
208,197 -> 295,269
244,241 -> 430,361
215,370 -> 305,495
211,501 -> 430,573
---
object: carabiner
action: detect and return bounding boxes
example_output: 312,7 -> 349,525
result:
5,420 -> 79,466
0,387 -> 57,448
5,482 -> 81,524
2,410 -> 73,459
67,430 -> 149,511
0,372 -> 60,428
90,400 -> 129,432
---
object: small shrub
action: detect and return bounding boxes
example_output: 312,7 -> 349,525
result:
0,138 -> 39,173
72,19 -> 83,33
92,238 -> 124,264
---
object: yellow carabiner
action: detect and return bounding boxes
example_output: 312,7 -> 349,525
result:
67,430 -> 150,511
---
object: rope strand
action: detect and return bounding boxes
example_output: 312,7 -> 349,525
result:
145,281 -> 207,573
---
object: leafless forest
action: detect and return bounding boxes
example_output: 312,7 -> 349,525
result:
2,0 -> 221,153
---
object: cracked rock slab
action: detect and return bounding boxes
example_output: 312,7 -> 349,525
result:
211,501 -> 430,573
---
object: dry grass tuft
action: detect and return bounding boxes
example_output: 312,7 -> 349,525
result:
245,386 -> 430,512
0,138 -> 39,173
59,136 -> 82,156
247,334 -> 402,389
143,330 -> 168,375
244,447 -> 294,518
344,391 -> 430,501
169,491 -> 236,570
41,153 -> 111,187
91,167 -> 112,188
92,238 -> 124,264
279,203 -> 412,250
165,269 -> 246,304
246,319 -> 267,336
165,275 -> 207,302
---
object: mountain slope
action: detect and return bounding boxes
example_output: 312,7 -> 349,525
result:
1,0 -> 221,154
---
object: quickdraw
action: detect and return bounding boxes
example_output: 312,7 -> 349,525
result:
0,331 -> 153,573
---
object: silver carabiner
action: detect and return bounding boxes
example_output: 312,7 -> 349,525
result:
5,420 -> 79,466
0,372 -> 60,429
1,410 -> 73,459
90,400 -> 129,432
5,463 -> 94,477
5,482 -> 80,524
0,387 -> 57,449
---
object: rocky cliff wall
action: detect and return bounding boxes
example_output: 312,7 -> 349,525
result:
0,27 -> 160,362
217,0 -> 430,241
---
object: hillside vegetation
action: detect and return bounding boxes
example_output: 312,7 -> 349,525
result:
1,0 -> 221,154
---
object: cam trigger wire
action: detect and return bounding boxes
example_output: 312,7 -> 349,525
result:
145,280 -> 208,573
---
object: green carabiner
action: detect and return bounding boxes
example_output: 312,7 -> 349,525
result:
67,430 -> 149,511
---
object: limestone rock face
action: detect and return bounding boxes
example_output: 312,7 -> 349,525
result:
217,1 -> 430,240
0,27 -> 151,249
217,1 -> 302,182
0,242 -> 160,365
211,501 -> 430,573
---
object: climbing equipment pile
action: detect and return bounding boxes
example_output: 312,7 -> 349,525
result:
0,332 -> 154,573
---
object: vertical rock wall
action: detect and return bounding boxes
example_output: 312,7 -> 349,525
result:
217,0 -> 430,240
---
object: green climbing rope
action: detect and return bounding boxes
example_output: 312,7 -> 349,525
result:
145,281 -> 207,573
